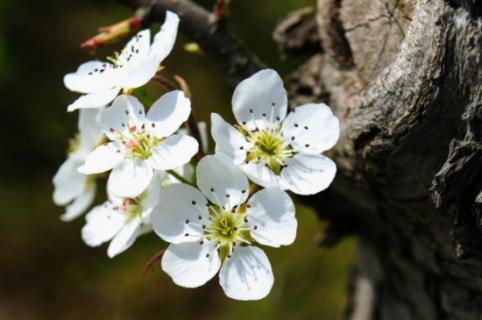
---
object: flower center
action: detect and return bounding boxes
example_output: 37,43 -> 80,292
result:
119,197 -> 143,220
116,126 -> 161,160
242,126 -> 295,175
205,205 -> 253,260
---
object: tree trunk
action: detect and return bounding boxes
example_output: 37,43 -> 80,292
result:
278,0 -> 482,318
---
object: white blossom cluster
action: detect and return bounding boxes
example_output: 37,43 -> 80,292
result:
53,11 -> 340,301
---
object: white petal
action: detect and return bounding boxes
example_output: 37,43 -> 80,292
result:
281,103 -> 340,154
107,159 -> 153,198
162,242 -> 220,288
116,29 -> 151,72
211,113 -> 251,163
239,162 -> 281,189
107,218 -> 142,258
140,175 -> 161,212
53,156 -> 86,205
148,135 -> 198,170
60,182 -> 97,222
196,155 -> 249,210
232,69 -> 287,131
78,108 -> 104,153
78,142 -> 123,174
120,12 -> 179,88
64,61 -> 122,94
151,183 -> 208,244
120,54 -> 160,88
100,95 -> 146,139
146,91 -> 191,138
151,11 -> 180,62
219,246 -> 274,301
81,204 -> 125,247
67,87 -> 121,112
280,154 -> 336,195
247,188 -> 297,247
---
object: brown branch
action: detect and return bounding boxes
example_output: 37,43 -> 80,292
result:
119,0 -> 262,86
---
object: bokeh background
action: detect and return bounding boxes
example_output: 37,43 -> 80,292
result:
0,0 -> 356,319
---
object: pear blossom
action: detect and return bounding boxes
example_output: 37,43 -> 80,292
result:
53,108 -> 104,221
211,69 -> 340,195
151,155 -> 297,300
64,11 -> 179,112
82,176 -> 160,258
78,92 -> 198,198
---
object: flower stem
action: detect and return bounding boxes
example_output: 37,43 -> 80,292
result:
167,170 -> 192,185
141,248 -> 165,276
174,75 -> 205,161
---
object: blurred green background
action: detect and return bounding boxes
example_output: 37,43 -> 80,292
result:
0,0 -> 355,319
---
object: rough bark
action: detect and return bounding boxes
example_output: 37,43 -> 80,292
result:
280,0 -> 482,319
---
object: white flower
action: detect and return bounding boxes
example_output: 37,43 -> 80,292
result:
81,176 -> 160,258
151,155 -> 297,300
211,69 -> 340,195
53,108 -> 104,221
78,92 -> 198,198
64,11 -> 179,112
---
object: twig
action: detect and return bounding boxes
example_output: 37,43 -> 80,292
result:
141,248 -> 165,276
117,0 -> 262,85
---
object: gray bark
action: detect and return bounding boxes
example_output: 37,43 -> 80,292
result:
278,0 -> 482,318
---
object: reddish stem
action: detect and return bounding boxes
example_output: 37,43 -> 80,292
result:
141,248 -> 165,276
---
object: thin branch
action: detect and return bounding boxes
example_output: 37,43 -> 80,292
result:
118,0 -> 262,85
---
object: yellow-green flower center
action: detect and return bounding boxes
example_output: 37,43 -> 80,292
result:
115,126 -> 162,160
239,126 -> 295,175
119,190 -> 148,221
205,205 -> 253,260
